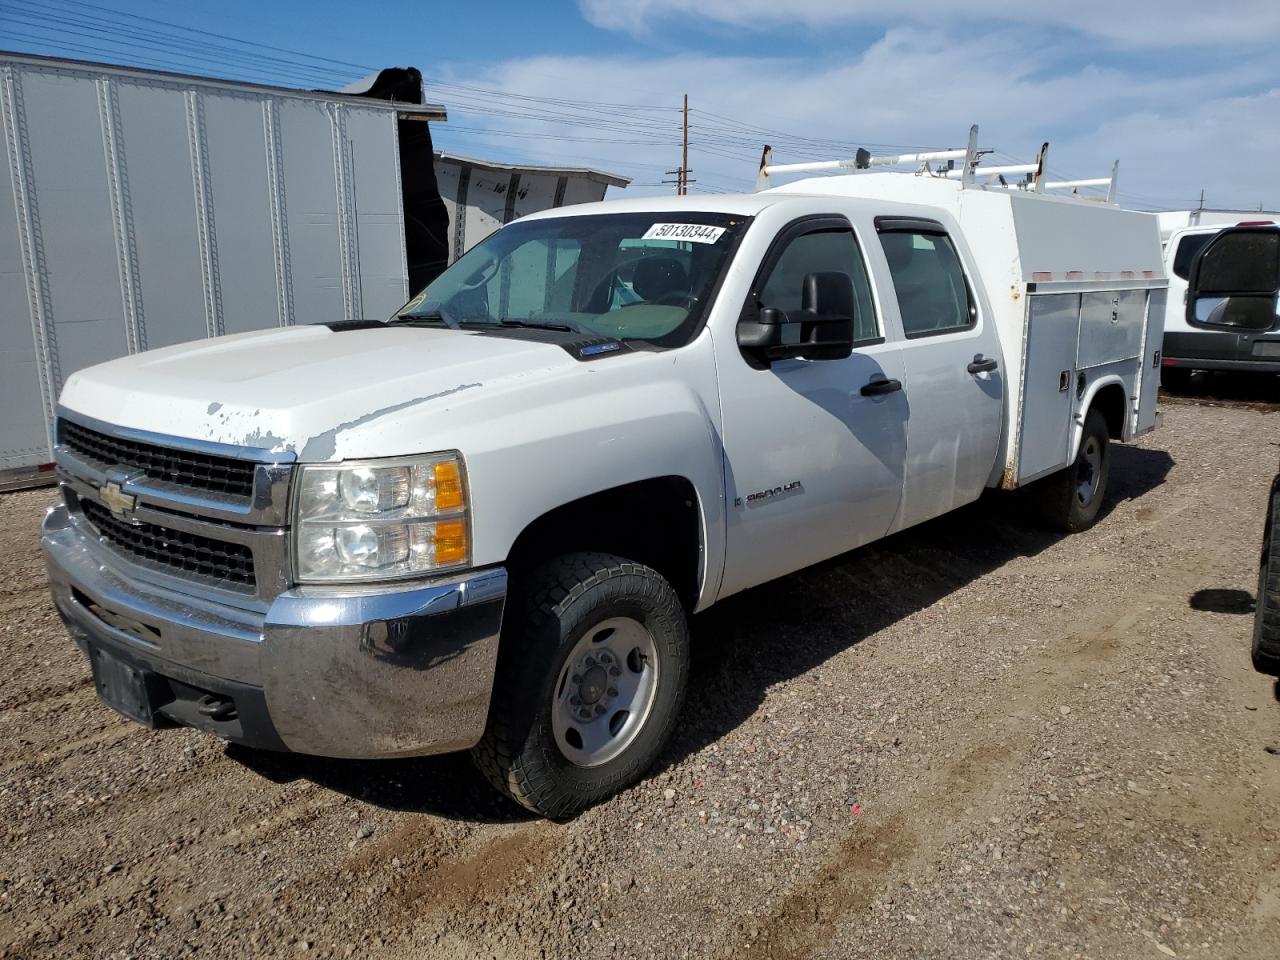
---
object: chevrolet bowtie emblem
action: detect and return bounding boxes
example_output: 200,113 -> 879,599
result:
99,481 -> 136,517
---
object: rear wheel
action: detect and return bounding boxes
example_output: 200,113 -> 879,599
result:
1253,484 -> 1280,676
472,552 -> 689,819
1035,408 -> 1111,533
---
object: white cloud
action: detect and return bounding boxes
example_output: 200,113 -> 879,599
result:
433,25 -> 1279,210
578,0 -> 1280,48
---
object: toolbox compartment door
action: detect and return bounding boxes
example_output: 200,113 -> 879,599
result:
1078,290 -> 1145,368
1135,288 -> 1165,435
1016,293 -> 1080,484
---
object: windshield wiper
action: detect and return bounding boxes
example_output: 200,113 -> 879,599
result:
392,307 -> 459,329
497,318 -> 579,332
455,317 -> 583,333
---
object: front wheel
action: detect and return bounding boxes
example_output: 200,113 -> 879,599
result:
472,552 -> 690,819
1253,484 -> 1280,676
1035,408 -> 1111,533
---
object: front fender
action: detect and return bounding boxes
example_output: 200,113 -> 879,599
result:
302,339 -> 726,609
466,376 -> 725,605
404,346 -> 724,610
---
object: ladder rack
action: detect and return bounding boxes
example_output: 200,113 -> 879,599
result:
755,125 -> 1118,203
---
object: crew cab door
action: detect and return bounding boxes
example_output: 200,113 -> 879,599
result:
874,217 -> 1003,531
715,216 -> 907,599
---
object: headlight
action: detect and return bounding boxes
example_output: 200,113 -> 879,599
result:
292,453 -> 469,583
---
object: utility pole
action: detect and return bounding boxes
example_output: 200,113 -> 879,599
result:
681,93 -> 689,196
664,94 -> 693,195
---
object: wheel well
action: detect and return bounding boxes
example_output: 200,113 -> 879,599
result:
1088,382 -> 1127,440
505,477 -> 702,611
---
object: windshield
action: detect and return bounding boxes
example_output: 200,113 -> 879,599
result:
393,212 -> 750,348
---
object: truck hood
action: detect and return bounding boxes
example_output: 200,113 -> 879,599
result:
58,324 -> 581,461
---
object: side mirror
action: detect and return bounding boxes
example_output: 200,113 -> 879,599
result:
1186,226 -> 1280,331
737,271 -> 855,363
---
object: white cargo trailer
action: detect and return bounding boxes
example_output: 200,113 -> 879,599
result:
0,53 -> 627,483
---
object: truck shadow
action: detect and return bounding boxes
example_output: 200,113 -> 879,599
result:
224,744 -> 536,824
227,444 -> 1172,823
660,443 -> 1174,773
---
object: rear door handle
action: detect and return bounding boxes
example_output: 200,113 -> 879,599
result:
967,355 -> 998,374
860,377 -> 903,397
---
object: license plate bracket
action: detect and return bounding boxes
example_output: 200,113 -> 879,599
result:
89,646 -> 159,726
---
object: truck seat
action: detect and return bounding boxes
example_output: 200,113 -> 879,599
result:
632,257 -> 690,302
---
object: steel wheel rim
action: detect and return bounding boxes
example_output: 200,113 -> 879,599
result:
1075,436 -> 1102,506
551,616 -> 659,768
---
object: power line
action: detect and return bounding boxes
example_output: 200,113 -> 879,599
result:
9,0 -> 1211,206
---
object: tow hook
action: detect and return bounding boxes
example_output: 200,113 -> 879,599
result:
196,694 -> 237,722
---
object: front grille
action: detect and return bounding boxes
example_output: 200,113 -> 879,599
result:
80,500 -> 256,589
58,419 -> 255,498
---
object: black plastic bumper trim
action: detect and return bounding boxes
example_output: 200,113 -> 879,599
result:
56,598 -> 288,752
1162,331 -> 1280,373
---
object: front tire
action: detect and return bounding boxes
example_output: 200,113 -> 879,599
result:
1036,408 -> 1111,533
1253,484 -> 1280,676
472,552 -> 690,819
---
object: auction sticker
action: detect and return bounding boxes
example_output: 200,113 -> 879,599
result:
641,223 -> 726,244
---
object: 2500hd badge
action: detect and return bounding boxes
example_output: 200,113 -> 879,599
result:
737,481 -> 803,507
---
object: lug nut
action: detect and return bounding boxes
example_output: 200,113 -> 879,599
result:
599,652 -> 612,664
584,656 -> 595,667
609,666 -> 621,677
594,704 -> 606,716
607,687 -> 618,698
569,695 -> 581,706
571,674 -> 582,684
579,708 -> 593,720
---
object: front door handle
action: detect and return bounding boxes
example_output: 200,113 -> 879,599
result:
860,377 -> 903,397
967,354 -> 998,374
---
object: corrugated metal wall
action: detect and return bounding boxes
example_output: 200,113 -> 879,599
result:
0,56 -> 419,471
0,56 -> 629,475
434,156 -> 614,266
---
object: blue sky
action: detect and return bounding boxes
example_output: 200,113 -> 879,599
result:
3,0 -> 1278,209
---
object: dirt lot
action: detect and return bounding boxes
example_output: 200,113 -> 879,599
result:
3,394 -> 1279,960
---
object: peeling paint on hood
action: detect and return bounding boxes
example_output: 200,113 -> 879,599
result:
299,383 -> 482,461
57,325 -> 577,461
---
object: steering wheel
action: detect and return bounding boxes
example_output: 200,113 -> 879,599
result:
653,291 -> 699,308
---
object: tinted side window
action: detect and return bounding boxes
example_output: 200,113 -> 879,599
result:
879,231 -> 973,338
1172,233 -> 1213,281
758,229 -> 879,343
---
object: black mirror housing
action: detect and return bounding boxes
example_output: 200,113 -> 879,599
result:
802,271 -> 855,319
737,271 -> 855,363
1186,226 -> 1280,331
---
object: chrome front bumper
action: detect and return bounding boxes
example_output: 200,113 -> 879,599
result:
42,502 -> 507,758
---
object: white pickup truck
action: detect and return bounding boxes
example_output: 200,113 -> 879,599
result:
45,158 -> 1184,817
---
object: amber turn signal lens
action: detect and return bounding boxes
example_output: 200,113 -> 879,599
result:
434,461 -> 465,512
433,519 -> 468,565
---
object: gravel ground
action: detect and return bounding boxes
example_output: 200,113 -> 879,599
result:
2,395 -> 1279,960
